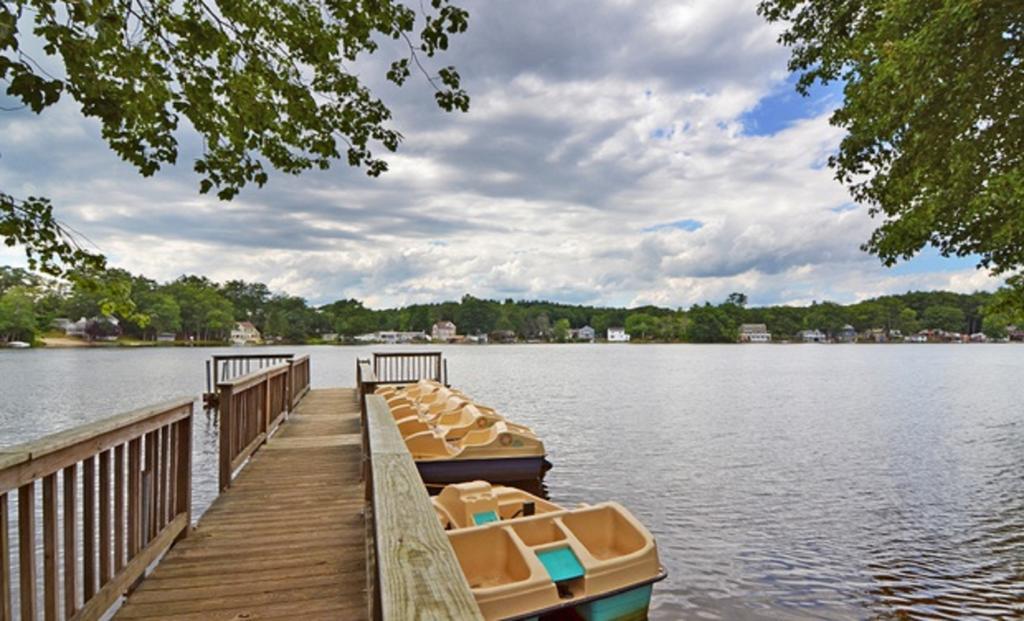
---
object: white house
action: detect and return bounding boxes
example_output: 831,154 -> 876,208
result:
739,323 -> 772,343
432,321 -> 457,341
65,317 -> 89,337
230,321 -> 262,346
607,327 -> 630,342
798,329 -> 827,343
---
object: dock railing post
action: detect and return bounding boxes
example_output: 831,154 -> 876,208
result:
219,384 -> 234,492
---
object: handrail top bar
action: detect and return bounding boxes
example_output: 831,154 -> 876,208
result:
0,395 -> 194,465
372,351 -> 443,357
212,353 -> 295,361
0,395 -> 194,493
216,361 -> 291,391
291,354 -> 310,362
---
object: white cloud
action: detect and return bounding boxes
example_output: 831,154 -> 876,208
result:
0,0 -> 999,308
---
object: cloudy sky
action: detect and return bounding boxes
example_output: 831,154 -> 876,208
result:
0,0 -> 1000,308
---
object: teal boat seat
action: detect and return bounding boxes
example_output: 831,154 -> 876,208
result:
472,510 -> 499,525
537,547 -> 585,582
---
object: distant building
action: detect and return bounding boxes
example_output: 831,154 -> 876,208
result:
1008,325 -> 1024,342
65,317 -> 89,337
573,325 -> 596,342
861,328 -> 887,343
904,333 -> 928,343
432,321 -> 457,341
798,329 -> 826,343
738,323 -> 771,343
607,327 -> 630,342
52,318 -> 73,332
353,331 -> 427,344
969,332 -> 988,343
321,333 -> 339,342
466,333 -> 489,344
836,324 -> 857,343
156,332 -> 176,343
490,330 -> 517,343
230,321 -> 262,346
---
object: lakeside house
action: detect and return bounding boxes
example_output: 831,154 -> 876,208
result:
353,331 -> 428,344
607,327 -> 630,342
156,332 -> 176,343
230,321 -> 262,346
570,325 -> 596,342
432,320 -> 457,342
64,317 -> 89,337
836,324 -> 858,343
1008,325 -> 1024,341
798,329 -> 827,343
490,330 -> 517,343
739,323 -> 771,343
64,316 -> 121,341
861,328 -> 888,343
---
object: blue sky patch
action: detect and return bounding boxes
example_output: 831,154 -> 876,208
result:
642,219 -> 704,233
886,247 -> 982,275
740,73 -> 844,137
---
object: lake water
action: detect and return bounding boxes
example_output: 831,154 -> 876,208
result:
2,344 -> 1022,619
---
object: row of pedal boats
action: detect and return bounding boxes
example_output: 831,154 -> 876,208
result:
376,381 -> 666,621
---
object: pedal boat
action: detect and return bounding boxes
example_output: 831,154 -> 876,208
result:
433,482 -> 666,621
405,422 -> 547,485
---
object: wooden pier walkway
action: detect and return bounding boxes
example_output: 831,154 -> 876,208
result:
0,353 -> 481,621
114,388 -> 367,620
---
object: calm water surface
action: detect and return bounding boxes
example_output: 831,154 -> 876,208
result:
2,344 -> 1023,619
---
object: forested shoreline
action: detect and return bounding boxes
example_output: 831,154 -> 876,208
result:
0,266 -> 1021,345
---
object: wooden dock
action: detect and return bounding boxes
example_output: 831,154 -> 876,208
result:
114,388 -> 366,620
0,353 -> 482,621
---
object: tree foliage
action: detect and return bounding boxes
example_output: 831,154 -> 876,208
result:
1,0 -> 469,272
759,1 -> 1024,274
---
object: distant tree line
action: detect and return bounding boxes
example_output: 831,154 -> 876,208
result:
0,265 -> 1022,345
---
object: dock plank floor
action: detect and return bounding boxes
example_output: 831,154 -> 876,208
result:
115,388 -> 367,620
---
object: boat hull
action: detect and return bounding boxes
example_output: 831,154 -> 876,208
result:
416,456 -> 547,485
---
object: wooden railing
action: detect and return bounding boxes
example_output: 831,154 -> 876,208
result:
371,352 -> 447,386
0,397 -> 194,620
217,364 -> 292,491
288,355 -> 311,408
363,393 -> 482,620
204,354 -> 295,406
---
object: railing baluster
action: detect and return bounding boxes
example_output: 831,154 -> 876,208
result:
0,492 -> 10,621
42,473 -> 59,621
99,450 -> 111,586
128,438 -> 141,558
159,426 -> 169,531
62,465 -> 77,619
83,456 -> 96,601
114,445 -> 125,573
18,482 -> 37,620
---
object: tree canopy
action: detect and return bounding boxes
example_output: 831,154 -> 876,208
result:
758,1 -> 1024,275
1,0 -> 469,273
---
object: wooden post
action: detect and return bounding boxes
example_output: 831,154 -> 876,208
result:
175,416 -> 193,542
219,385 -> 234,491
114,445 -> 125,573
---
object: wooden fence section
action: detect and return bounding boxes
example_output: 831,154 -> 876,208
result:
113,388 -> 366,621
0,398 -> 193,621
217,363 -> 292,491
371,352 -> 447,385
